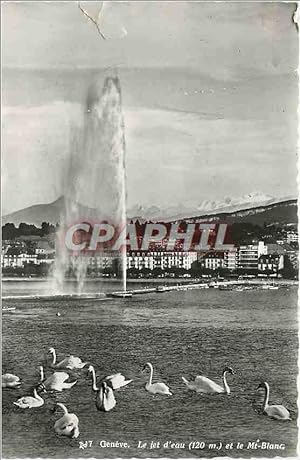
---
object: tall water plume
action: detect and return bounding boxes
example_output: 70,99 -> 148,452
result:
52,76 -> 127,293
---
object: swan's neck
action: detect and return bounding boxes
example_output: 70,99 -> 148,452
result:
147,363 -> 153,386
222,371 -> 230,394
51,350 -> 56,365
57,402 -> 68,415
40,367 -> 44,382
263,384 -> 270,411
96,387 -> 105,406
90,368 -> 98,391
33,388 -> 43,402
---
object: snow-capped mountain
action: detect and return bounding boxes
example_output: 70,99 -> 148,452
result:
2,193 -> 297,226
127,193 -> 285,222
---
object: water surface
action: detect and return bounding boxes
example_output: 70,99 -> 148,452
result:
2,281 -> 298,458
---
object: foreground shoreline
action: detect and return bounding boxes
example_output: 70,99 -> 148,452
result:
2,276 -> 298,285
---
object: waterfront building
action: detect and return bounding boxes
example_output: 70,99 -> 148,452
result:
127,250 -> 198,271
34,239 -> 55,255
223,248 -> 238,270
286,231 -> 298,244
265,243 -> 286,255
36,253 -> 55,265
2,248 -> 38,268
258,253 -> 284,274
198,252 -> 225,270
237,241 -> 266,271
85,254 -> 115,270
265,243 -> 298,270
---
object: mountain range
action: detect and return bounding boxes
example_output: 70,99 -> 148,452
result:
128,193 -> 286,222
2,194 -> 297,227
175,199 -> 297,226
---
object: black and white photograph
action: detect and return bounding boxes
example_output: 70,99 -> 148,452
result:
2,1 -> 299,458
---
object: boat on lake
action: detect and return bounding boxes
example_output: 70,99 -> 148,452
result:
108,292 -> 133,298
2,307 -> 16,312
219,285 -> 233,291
156,286 -> 168,293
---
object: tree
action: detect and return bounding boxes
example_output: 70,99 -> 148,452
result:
41,222 -> 55,236
102,266 -> 115,276
18,223 -> 40,236
279,255 -> 298,279
2,223 -> 17,240
127,267 -> 140,278
140,267 -> 151,277
171,267 -> 188,277
152,267 -> 164,277
190,261 -> 203,277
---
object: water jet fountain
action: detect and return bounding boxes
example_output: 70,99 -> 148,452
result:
52,75 -> 128,296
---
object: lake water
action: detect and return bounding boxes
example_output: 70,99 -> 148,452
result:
2,280 -> 298,458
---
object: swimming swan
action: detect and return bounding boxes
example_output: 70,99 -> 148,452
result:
142,362 -> 172,395
95,381 -> 117,412
13,388 -> 44,409
48,347 -> 87,369
257,382 -> 291,420
54,403 -> 80,438
37,366 -> 77,392
88,365 -> 132,390
182,366 -> 234,394
2,373 -> 21,388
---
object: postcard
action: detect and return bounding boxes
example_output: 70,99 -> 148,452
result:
2,1 -> 299,459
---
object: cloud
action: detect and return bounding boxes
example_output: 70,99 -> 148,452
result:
2,3 -> 297,217
2,2 -> 297,79
2,103 -> 297,214
2,102 -> 82,214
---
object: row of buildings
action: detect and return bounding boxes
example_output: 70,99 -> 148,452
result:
126,240 -> 297,274
2,240 -> 55,269
2,238 -> 298,276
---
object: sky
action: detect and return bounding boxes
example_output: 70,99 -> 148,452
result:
2,1 -> 298,215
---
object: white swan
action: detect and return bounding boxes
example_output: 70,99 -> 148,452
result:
142,362 -> 172,395
95,381 -> 116,412
54,403 -> 80,438
182,366 -> 234,394
48,347 -> 87,369
257,382 -> 291,420
13,388 -> 44,409
2,373 -> 21,388
88,365 -> 132,390
37,366 -> 77,392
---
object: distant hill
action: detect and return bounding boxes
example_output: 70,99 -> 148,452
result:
2,196 -> 297,227
2,197 -> 64,226
2,197 -> 98,226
